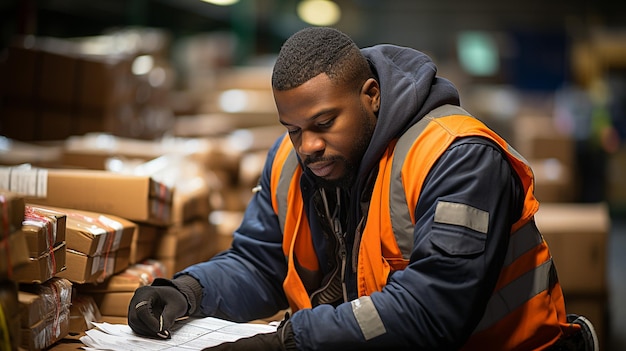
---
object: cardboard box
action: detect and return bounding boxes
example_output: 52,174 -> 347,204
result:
0,103 -> 38,141
172,177 -> 212,225
0,166 -> 173,225
130,224 -> 162,264
2,38 -> 40,99
155,220 -> 216,277
209,210 -> 243,254
77,53 -> 134,109
18,277 -> 72,328
31,206 -> 136,256
22,206 -> 67,258
68,295 -> 102,336
13,242 -> 67,284
0,230 -> 31,279
57,247 -> 130,284
0,190 -> 26,235
513,114 -> 574,165
38,108 -> 74,141
535,203 -> 609,294
77,259 -> 167,317
529,158 -> 576,203
20,309 -> 70,351
0,137 -> 63,168
36,43 -> 78,107
18,277 -> 72,350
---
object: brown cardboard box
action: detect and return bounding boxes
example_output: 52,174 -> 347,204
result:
57,247 -> 130,284
130,224 -> 162,264
535,203 -> 609,294
18,277 -> 72,350
0,103 -> 39,142
0,190 -> 26,235
13,242 -> 67,284
38,108 -> 74,141
77,54 -> 134,109
1,37 -> 39,100
0,167 -> 173,225
172,177 -> 212,225
22,206 -> 67,258
78,260 -> 166,317
0,190 -> 33,279
154,220 -> 216,277
31,206 -> 136,256
209,210 -> 243,254
0,230 -> 31,279
18,278 -> 72,328
0,138 -> 63,167
529,158 -> 576,203
36,43 -> 78,107
68,295 -> 102,336
513,114 -> 574,165
20,309 -> 70,351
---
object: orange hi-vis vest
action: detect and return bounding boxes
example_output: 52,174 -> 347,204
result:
270,104 -> 578,350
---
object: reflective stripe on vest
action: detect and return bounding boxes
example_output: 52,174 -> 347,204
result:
276,146 -> 299,233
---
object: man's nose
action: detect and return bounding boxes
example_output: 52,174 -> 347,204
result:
298,130 -> 325,156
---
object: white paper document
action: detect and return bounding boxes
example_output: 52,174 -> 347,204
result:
80,317 -> 277,350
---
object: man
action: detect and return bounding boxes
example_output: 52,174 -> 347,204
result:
128,27 -> 597,350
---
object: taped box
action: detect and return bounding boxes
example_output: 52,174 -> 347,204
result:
30,206 -> 137,284
0,166 -> 172,225
77,259 -> 166,317
18,277 -> 72,350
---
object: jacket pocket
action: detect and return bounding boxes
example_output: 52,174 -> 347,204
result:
429,228 -> 486,256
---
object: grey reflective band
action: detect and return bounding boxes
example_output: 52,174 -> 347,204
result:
474,258 -> 554,333
502,220 -> 543,267
390,104 -> 475,259
507,143 -> 530,166
277,149 -> 299,233
391,117 -> 432,259
434,201 -> 489,234
426,104 -> 473,118
351,296 -> 387,340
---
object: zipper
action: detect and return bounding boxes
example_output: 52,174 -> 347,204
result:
334,216 -> 348,303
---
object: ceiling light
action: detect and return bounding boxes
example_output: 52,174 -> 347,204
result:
297,0 -> 341,26
200,0 -> 239,6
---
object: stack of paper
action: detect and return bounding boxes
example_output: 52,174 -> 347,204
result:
81,317 -> 277,350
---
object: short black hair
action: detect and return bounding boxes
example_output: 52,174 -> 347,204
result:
272,27 -> 373,92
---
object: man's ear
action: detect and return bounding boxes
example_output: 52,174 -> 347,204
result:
361,78 -> 380,112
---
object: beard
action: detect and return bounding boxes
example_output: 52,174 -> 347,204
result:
311,155 -> 357,189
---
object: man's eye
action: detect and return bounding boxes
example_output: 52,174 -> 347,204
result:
318,119 -> 334,128
288,129 -> 301,135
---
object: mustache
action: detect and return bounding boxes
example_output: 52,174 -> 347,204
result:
303,155 -> 340,166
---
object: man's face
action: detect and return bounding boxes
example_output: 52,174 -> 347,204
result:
273,73 -> 379,188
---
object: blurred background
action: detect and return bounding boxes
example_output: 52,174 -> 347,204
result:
0,0 -> 624,350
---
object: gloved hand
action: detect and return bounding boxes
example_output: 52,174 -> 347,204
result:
127,278 -> 190,339
202,313 -> 295,351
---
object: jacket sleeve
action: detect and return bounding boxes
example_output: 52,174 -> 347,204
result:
176,136 -> 290,322
289,137 -> 523,350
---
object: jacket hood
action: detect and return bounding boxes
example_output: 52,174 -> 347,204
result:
358,44 -> 460,178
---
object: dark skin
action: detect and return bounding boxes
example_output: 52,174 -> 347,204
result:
273,74 -> 381,186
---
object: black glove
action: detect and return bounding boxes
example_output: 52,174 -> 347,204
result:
202,313 -> 296,351
127,278 -> 190,339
